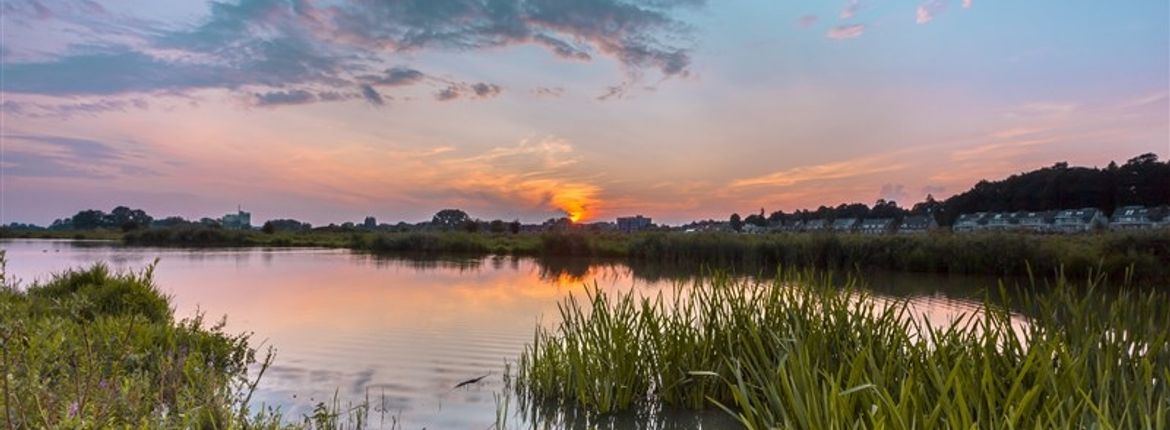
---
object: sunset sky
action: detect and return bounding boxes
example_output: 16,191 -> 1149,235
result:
1,0 -> 1167,225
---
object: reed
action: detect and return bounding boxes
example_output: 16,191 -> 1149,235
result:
515,269 -> 1170,428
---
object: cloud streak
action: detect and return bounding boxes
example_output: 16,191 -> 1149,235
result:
827,24 -> 865,40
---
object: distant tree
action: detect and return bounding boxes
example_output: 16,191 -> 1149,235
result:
729,213 -> 743,232
744,213 -> 768,227
489,219 -> 507,234
261,221 -> 276,234
71,210 -> 107,230
767,210 -> 786,225
432,209 -> 471,231
509,220 -> 521,234
152,216 -> 190,228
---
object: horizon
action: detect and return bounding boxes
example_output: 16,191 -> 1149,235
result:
1,152 -> 1162,228
2,0 -> 1168,226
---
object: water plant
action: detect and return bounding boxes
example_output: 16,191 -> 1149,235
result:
516,268 -> 1170,428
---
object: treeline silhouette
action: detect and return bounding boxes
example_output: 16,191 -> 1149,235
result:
748,153 -> 1169,228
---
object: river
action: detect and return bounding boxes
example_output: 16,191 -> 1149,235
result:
1,239 -> 1016,429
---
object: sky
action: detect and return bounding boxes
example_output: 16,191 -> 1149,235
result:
1,0 -> 1167,226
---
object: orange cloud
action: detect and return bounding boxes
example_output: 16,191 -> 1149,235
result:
730,154 -> 908,188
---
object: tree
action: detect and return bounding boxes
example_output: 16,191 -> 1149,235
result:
489,219 -> 507,234
261,221 -> 276,234
432,209 -> 470,231
71,210 -> 107,230
509,220 -> 521,234
729,213 -> 743,232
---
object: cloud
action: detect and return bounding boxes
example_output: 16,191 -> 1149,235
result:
1,133 -> 159,179
1,0 -> 704,105
1,97 -> 150,118
359,84 -> 385,106
731,154 -> 907,188
962,0 -> 972,8
827,24 -> 865,40
433,82 -> 504,101
254,89 -> 317,107
360,67 -> 427,87
796,15 -> 819,28
840,1 -> 860,19
916,0 -> 946,24
533,87 -> 565,97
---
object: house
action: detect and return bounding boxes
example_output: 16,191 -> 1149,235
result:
1013,211 -> 1051,233
952,212 -> 987,233
616,215 -> 652,233
1110,206 -> 1154,230
221,208 -> 252,230
831,218 -> 859,233
983,212 -> 1014,231
804,219 -> 829,232
1051,208 -> 1108,233
742,224 -> 767,234
858,218 -> 896,235
781,219 -> 804,232
898,215 -> 938,234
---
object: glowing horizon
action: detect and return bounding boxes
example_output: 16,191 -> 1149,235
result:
1,0 -> 1167,226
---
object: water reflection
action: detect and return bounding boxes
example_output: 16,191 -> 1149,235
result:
1,239 -> 1022,429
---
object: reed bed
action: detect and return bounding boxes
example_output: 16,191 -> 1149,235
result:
515,269 -> 1170,429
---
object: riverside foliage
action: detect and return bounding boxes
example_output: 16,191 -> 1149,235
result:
109,227 -> 1170,282
515,270 -> 1170,429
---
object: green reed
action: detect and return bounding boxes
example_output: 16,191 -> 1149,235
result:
515,268 -> 1170,429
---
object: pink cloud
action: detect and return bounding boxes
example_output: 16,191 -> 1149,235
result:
916,0 -> 946,24
797,15 -> 819,28
963,0 -> 973,8
827,24 -> 865,40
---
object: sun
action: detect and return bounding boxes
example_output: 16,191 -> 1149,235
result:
567,211 -> 584,223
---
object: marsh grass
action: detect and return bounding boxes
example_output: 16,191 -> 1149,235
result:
516,269 -> 1170,429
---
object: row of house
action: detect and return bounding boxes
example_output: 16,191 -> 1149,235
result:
758,215 -> 940,235
953,206 -> 1170,233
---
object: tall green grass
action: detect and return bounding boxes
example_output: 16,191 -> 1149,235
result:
516,269 -> 1170,428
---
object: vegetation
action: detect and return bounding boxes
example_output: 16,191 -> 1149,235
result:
516,269 -> 1170,428
0,254 -> 377,429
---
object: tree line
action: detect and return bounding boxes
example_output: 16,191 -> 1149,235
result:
730,153 -> 1170,229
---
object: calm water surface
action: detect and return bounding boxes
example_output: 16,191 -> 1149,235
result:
1,239 -> 1017,429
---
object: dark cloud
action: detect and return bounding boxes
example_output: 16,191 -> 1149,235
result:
254,89 -> 317,106
1,98 -> 149,118
360,84 -> 385,106
533,86 -> 564,97
435,85 -> 462,101
0,0 -> 702,103
360,67 -> 427,87
471,82 -> 502,97
434,82 -> 503,101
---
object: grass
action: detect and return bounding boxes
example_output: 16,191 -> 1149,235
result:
0,252 -> 381,429
515,269 -> 1170,429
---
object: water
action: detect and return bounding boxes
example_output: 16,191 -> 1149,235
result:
0,239 -> 1017,429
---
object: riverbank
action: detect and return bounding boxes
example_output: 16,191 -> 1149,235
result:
5,226 -> 1168,282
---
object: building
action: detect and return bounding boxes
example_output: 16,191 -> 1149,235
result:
1051,208 -> 1108,233
742,224 -> 767,234
1013,211 -> 1051,233
221,208 -> 252,230
831,218 -> 859,233
897,215 -> 938,234
804,219 -> 829,232
983,212 -> 1014,231
858,218 -> 895,235
781,219 -> 804,232
616,215 -> 652,233
1110,206 -> 1154,230
953,212 -> 987,233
